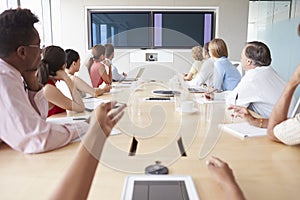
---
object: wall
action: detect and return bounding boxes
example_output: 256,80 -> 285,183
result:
55,0 -> 249,75
247,0 -> 300,99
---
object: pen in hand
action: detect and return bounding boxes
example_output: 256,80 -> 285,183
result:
204,88 -> 218,100
232,93 -> 239,122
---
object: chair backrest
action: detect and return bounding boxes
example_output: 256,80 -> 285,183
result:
291,96 -> 300,118
77,63 -> 93,87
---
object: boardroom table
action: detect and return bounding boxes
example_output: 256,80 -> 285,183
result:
0,82 -> 300,200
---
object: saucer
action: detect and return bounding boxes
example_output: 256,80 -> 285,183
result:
181,107 -> 198,114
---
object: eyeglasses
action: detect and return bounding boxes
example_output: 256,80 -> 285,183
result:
27,44 -> 45,50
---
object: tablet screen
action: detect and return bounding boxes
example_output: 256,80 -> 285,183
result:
122,175 -> 199,200
133,181 -> 189,200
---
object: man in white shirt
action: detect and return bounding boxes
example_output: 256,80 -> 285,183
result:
0,8 -> 88,153
104,43 -> 127,82
226,41 -> 295,118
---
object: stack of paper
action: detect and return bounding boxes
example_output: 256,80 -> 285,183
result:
46,115 -> 90,124
197,96 -> 225,104
46,116 -> 121,136
83,97 -> 109,111
219,122 -> 267,139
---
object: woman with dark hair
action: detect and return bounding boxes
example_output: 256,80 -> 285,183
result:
37,45 -> 84,117
65,49 -> 111,97
89,44 -> 112,88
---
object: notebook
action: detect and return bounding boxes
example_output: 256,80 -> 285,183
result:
83,97 -> 109,112
219,122 -> 267,139
122,67 -> 145,82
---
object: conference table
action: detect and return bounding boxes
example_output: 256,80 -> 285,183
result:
0,81 -> 300,200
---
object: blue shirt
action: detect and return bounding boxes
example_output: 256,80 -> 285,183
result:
213,57 -> 241,91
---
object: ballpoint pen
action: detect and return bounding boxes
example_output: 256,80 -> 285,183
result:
204,88 -> 218,100
206,88 -> 218,95
232,93 -> 239,122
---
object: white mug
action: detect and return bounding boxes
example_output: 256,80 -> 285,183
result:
181,101 -> 194,113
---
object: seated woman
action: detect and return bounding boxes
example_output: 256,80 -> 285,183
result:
65,49 -> 111,97
37,45 -> 85,117
183,45 -> 205,81
89,44 -> 112,88
189,42 -> 215,88
209,38 -> 241,91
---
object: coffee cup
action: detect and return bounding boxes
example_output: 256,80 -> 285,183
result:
181,101 -> 194,113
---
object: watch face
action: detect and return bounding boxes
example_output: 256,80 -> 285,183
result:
145,164 -> 169,175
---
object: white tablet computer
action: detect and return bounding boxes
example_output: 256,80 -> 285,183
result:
121,175 -> 199,200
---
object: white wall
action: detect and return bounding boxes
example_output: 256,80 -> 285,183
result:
54,0 -> 249,75
247,1 -> 300,99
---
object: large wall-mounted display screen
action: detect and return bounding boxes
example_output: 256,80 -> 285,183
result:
88,9 -> 215,48
90,12 -> 151,48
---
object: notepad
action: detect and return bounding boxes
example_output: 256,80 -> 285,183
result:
188,87 -> 207,93
46,115 -> 90,124
219,122 -> 267,139
83,97 -> 109,111
197,97 -> 225,104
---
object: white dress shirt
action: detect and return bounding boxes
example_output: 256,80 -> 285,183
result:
0,59 -> 88,153
226,66 -> 296,118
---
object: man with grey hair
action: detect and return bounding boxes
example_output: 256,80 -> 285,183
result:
227,41 -> 295,121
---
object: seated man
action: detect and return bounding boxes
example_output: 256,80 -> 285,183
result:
229,63 -> 300,144
104,43 -> 127,82
0,8 -> 88,153
226,41 -> 296,118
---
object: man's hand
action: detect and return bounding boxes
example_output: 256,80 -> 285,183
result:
21,70 -> 42,91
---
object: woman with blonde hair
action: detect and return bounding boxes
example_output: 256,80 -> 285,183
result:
209,38 -> 241,91
190,42 -> 215,87
183,45 -> 205,81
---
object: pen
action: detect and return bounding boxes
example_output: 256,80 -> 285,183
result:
84,96 -> 94,99
73,117 -> 87,120
204,88 -> 217,100
146,97 -> 171,101
206,88 -> 218,95
232,93 -> 239,122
